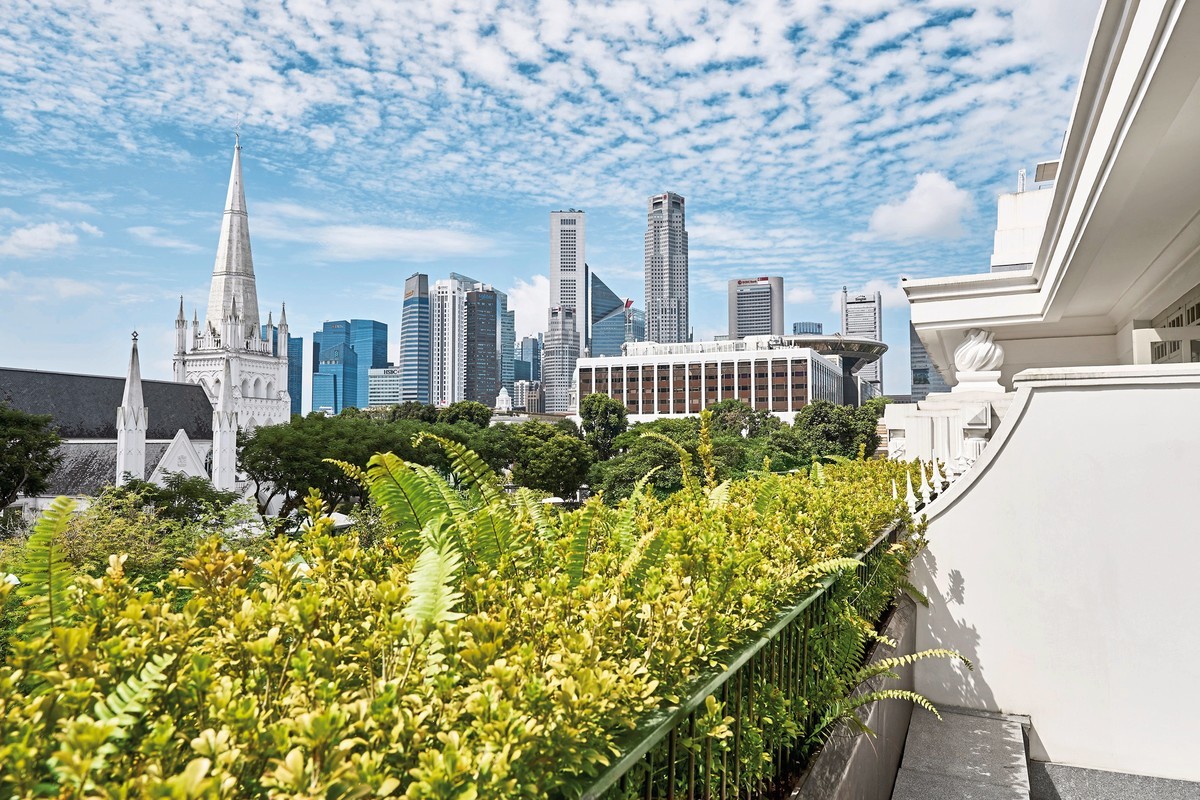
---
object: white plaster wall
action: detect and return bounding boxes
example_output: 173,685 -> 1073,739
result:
910,370 -> 1200,781
994,334 -> 1117,387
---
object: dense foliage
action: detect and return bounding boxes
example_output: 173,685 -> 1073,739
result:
0,401 -> 62,510
0,421 -> 952,798
241,398 -> 888,520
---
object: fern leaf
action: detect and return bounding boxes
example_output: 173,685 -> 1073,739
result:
470,502 -> 517,570
94,653 -> 177,739
360,453 -> 444,554
402,523 -> 465,626
640,431 -> 700,496
16,496 -> 77,639
414,434 -> 503,506
794,557 -> 863,583
844,689 -> 943,720
853,648 -> 972,686
324,458 -> 368,488
810,461 -> 826,486
566,500 -> 604,586
614,467 -> 660,551
512,488 -> 555,541
706,480 -> 732,509
623,529 -> 667,594
900,577 -> 930,607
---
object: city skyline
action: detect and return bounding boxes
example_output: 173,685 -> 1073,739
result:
0,0 -> 1102,405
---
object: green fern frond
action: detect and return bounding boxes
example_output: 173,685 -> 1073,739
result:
402,522 -> 465,626
512,488 -> 554,541
94,652 -> 177,738
640,431 -> 700,496
324,458 -> 368,488
566,500 -> 604,586
363,453 -> 429,533
795,557 -> 863,583
810,461 -> 826,485
900,577 -> 930,607
821,454 -> 852,465
853,648 -> 972,685
470,502 -> 517,570
614,467 -> 660,551
16,496 -> 77,639
848,689 -> 943,720
622,529 -> 667,594
414,434 -> 503,506
706,480 -> 732,509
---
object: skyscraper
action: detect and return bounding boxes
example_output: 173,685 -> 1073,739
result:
550,210 -> 588,347
516,335 -> 541,382
496,288 -> 515,396
311,319 -> 385,412
286,334 -> 302,416
431,274 -> 473,407
910,323 -> 950,401
728,277 -> 784,338
464,288 -> 500,406
399,273 -> 431,404
350,319 -> 388,404
645,192 -> 689,344
840,288 -> 883,391
543,306 -> 580,413
313,341 -> 357,414
590,272 -> 643,357
547,210 -> 587,406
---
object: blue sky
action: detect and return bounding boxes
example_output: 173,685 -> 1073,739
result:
0,0 -> 1101,407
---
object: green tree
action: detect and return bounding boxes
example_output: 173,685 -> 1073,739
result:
238,414 -> 399,519
391,401 -> 441,423
438,401 -> 493,428
0,402 -> 61,509
511,434 -> 592,499
793,400 -> 882,462
110,473 -> 242,523
578,393 -> 628,459
706,399 -> 782,439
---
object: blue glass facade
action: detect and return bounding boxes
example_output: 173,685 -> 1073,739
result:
313,341 -> 358,414
311,319 -> 386,412
793,321 -> 824,335
350,319 -> 389,405
287,336 -> 303,416
518,335 -> 541,381
400,274 -> 431,403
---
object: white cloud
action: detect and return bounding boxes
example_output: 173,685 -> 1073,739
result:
858,172 -> 974,242
786,285 -> 816,304
0,271 -> 102,300
128,225 -> 201,252
505,274 -> 550,339
0,222 -> 80,258
38,196 -> 98,214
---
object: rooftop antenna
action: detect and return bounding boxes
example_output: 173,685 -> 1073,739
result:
1017,168 -> 1027,193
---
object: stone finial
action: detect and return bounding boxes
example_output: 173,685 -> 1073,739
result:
954,328 -> 1004,372
952,328 -> 1007,394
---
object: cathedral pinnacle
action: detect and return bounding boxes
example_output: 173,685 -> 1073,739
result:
204,137 -> 260,335
122,333 -> 144,411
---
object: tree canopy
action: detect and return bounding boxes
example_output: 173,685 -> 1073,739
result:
0,402 -> 61,509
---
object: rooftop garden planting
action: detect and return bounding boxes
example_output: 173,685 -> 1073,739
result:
0,414 -> 961,798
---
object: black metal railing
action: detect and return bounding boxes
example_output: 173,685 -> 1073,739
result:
579,523 -> 903,800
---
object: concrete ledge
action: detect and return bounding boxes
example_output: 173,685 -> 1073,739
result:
794,592 -> 918,800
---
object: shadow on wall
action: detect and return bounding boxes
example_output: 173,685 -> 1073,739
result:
914,546 -> 999,713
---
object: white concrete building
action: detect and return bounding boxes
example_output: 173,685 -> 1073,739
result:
367,367 -> 402,407
173,138 -> 290,432
840,288 -> 883,392
887,0 -> 1200,783
990,171 -> 1056,273
575,335 -> 884,424
542,306 -> 579,413
728,277 -> 784,338
430,273 -> 474,407
645,192 -> 689,344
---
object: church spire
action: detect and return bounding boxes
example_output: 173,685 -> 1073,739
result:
204,136 -> 260,336
116,332 -> 148,484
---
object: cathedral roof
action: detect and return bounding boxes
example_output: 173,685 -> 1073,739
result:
0,367 -> 213,440
204,137 -> 260,334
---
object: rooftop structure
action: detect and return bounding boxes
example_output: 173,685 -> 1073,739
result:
728,277 -> 784,338
887,0 -> 1200,784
